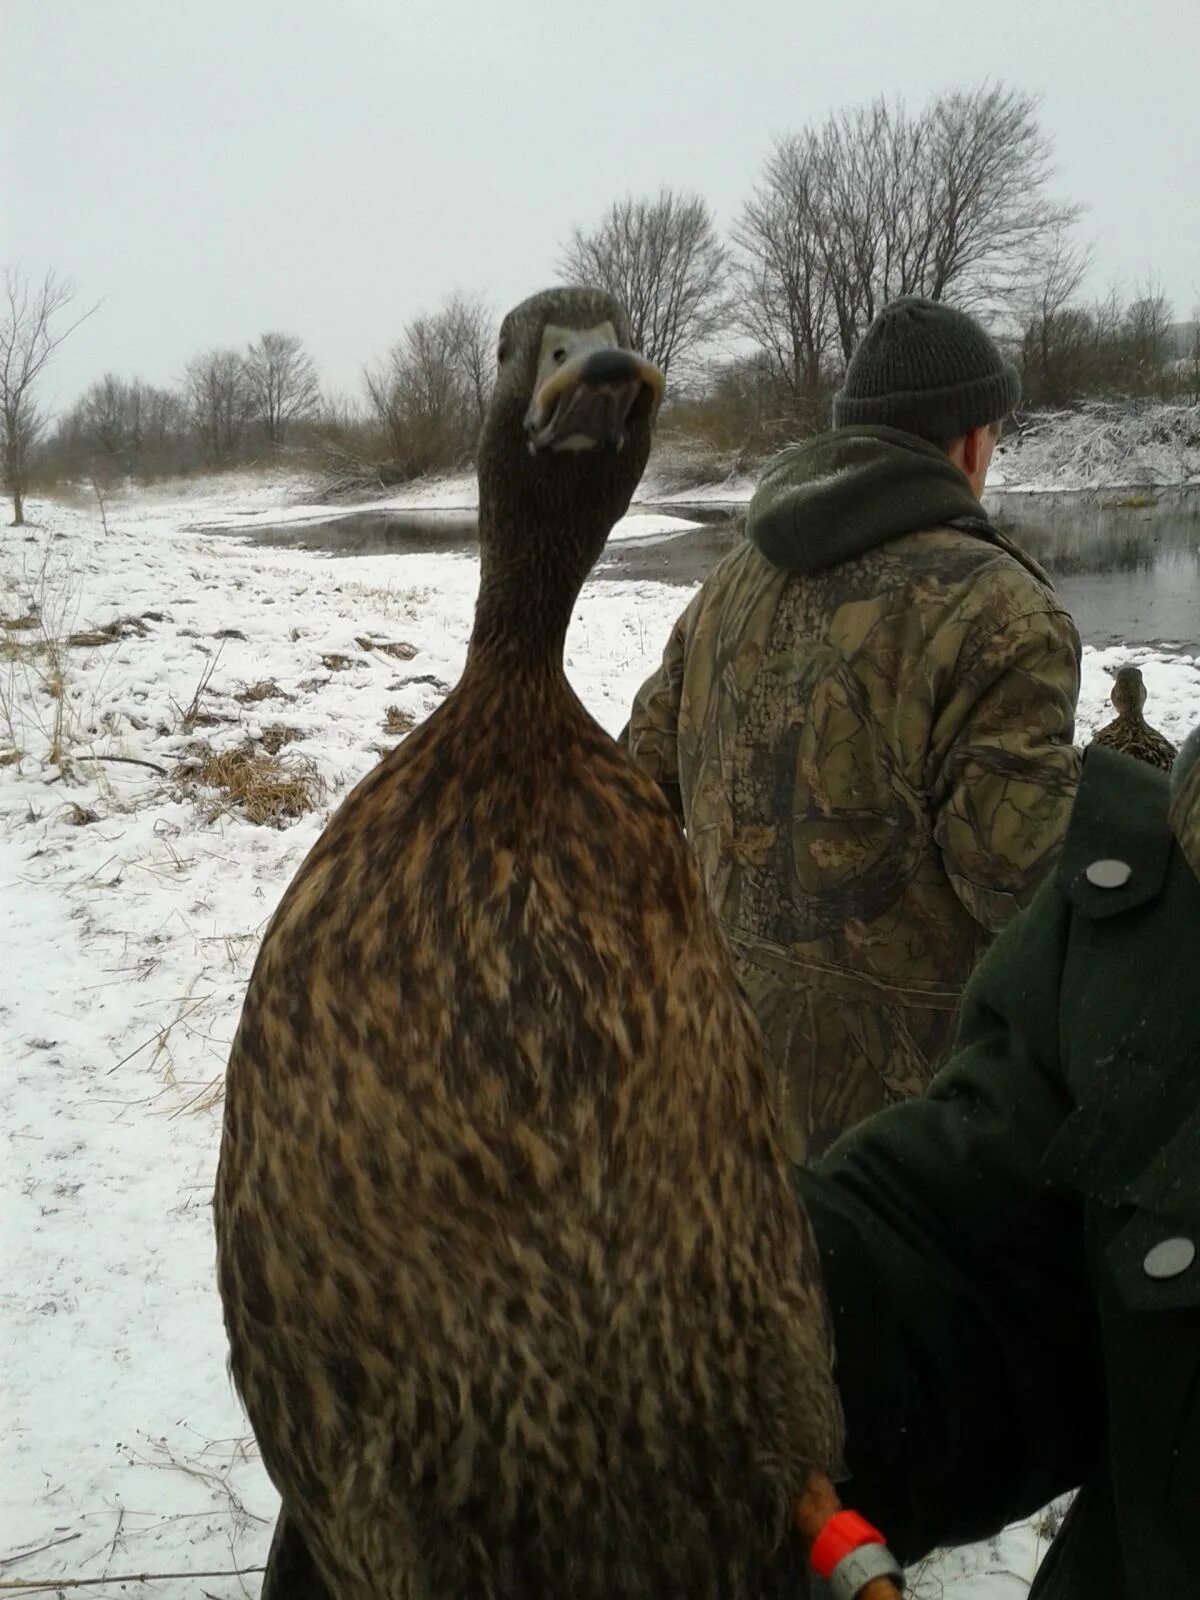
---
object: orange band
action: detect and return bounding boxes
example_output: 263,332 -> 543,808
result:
810,1509 -> 887,1579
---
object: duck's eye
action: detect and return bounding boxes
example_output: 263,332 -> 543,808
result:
552,347 -> 567,364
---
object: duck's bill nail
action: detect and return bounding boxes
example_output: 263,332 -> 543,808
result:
525,350 -> 664,455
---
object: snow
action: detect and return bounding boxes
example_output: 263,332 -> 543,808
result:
2,473 -> 1197,1598
988,402 -> 1200,493
116,399 -> 1199,551
640,468 -> 760,506
171,470 -> 701,544
640,401 -> 1200,505
183,470 -> 479,529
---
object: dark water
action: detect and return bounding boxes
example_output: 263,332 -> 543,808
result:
213,489 -> 1200,652
221,506 -> 481,555
985,490 -> 1199,651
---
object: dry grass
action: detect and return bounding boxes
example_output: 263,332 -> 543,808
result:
335,578 -> 434,621
172,740 -> 325,827
321,652 -> 356,672
356,635 -> 419,660
0,537 -> 83,766
169,646 -> 227,734
258,723 -> 304,754
64,615 -> 149,649
175,706 -> 232,731
234,678 -> 292,705
382,704 -> 415,736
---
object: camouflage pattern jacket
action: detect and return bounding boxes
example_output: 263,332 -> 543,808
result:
625,426 -> 1081,1162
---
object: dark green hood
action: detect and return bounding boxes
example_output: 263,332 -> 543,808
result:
747,425 -> 1016,576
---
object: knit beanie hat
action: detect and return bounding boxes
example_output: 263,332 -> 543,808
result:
831,296 -> 1020,440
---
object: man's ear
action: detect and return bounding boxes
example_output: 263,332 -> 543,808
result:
961,426 -> 985,479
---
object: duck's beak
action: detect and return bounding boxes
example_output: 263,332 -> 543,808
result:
525,346 -> 665,456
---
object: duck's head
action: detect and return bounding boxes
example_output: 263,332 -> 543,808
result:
483,286 -> 662,469
472,288 -> 663,658
1111,664 -> 1148,715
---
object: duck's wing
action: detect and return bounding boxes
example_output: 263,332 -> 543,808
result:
1139,725 -> 1178,770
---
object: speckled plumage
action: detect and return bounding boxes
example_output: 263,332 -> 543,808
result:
1090,665 -> 1177,771
213,288 -> 842,1600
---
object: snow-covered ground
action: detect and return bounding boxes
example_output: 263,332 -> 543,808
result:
81,402 -> 1197,552
2,474 -> 1197,1598
645,401 -> 1200,500
989,401 -> 1200,493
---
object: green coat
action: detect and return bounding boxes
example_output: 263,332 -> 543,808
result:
799,730 -> 1200,1595
625,427 -> 1082,1162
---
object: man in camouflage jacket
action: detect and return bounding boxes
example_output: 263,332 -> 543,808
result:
625,299 -> 1081,1162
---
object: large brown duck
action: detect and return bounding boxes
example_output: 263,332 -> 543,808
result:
1090,664 -> 1177,771
214,288 -> 864,1600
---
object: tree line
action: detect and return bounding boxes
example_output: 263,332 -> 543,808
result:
4,83 -> 1198,520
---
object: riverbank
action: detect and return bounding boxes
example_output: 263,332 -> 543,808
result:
164,471 -> 1199,654
989,400 -> 1200,492
41,401 -> 1200,536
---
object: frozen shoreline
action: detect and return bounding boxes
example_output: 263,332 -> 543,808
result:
68,399 -> 1197,538
181,467 -> 1199,527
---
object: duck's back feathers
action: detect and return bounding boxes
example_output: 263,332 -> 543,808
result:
1090,713 -> 1177,771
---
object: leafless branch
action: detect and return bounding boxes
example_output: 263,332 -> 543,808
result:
0,267 -> 98,523
558,188 -> 730,380
732,84 -> 1082,406
244,331 -> 320,447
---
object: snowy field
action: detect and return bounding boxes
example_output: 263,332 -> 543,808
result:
2,472 -> 1197,1598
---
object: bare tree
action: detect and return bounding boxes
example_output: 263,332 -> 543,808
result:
558,188 -> 729,379
735,85 -> 1081,383
1018,225 -> 1094,405
1120,285 -> 1172,396
920,86 -> 1081,312
808,99 -> 937,356
365,314 -> 472,479
135,383 -> 191,476
53,373 -> 189,480
442,292 -> 496,430
0,267 -> 95,524
364,294 -> 494,478
244,331 -> 320,447
184,347 -> 252,464
733,139 -> 837,424
1183,307 -> 1200,403
662,350 -> 794,456
78,372 -> 132,462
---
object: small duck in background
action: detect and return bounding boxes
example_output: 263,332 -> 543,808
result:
1090,664 -> 1177,771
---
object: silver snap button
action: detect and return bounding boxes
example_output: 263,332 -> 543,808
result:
1084,858 -> 1133,889
1143,1237 -> 1195,1279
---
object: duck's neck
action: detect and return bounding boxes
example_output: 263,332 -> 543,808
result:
466,499 -> 602,675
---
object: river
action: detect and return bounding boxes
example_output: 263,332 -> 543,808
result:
222,487 -> 1200,652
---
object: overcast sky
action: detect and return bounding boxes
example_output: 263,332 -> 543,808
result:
3,0 -> 1198,414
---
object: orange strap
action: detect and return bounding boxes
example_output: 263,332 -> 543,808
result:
810,1509 -> 887,1579
793,1477 -> 904,1600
